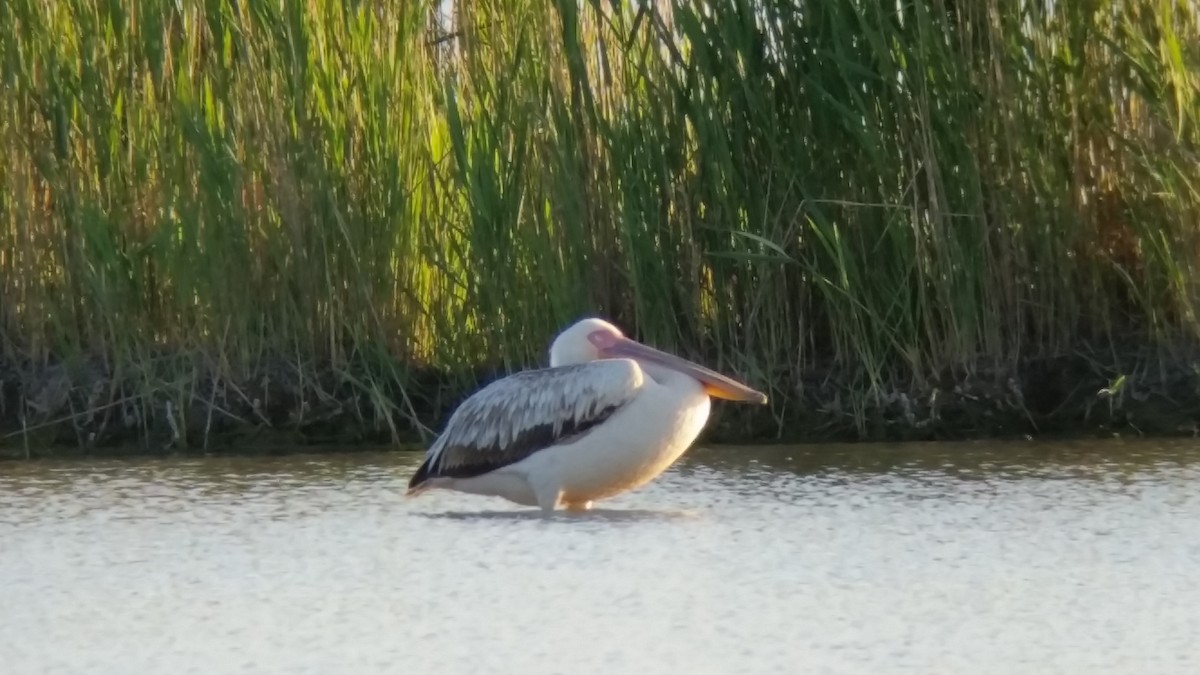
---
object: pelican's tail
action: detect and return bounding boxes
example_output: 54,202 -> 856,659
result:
406,455 -> 437,497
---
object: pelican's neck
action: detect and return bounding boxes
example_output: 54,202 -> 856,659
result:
636,360 -> 705,396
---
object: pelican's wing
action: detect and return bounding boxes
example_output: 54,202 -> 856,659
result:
407,359 -> 643,489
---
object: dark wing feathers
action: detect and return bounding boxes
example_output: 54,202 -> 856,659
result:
408,360 -> 642,488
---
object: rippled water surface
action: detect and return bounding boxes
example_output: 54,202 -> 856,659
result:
3,438 -> 1200,674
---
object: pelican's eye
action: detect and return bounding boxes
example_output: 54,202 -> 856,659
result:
587,329 -> 619,351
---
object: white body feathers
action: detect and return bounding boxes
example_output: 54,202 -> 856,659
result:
407,359 -> 712,510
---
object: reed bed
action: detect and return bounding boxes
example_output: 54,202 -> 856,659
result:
2,0 -> 1199,453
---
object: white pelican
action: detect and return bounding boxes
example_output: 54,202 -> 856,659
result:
406,317 -> 767,511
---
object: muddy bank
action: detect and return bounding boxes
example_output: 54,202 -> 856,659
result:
2,345 -> 1199,459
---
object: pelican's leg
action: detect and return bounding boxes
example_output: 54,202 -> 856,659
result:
531,481 -> 563,513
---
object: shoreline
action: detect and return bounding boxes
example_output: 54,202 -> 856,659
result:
4,346 -> 1198,460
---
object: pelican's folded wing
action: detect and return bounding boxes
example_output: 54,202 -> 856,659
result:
407,359 -> 644,489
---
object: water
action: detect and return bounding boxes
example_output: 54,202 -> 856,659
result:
2,438 -> 1199,674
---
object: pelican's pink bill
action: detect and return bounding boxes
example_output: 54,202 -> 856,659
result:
598,336 -> 768,404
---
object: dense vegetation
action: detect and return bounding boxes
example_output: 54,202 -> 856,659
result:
2,0 -> 1199,454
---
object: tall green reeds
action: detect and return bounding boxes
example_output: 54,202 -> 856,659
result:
1,0 -> 1198,449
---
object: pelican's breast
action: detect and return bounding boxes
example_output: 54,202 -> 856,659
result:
532,372 -> 712,503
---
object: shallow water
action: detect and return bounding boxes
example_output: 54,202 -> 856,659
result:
2,438 -> 1199,674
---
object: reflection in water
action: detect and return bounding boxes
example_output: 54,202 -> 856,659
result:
414,508 -> 699,523
2,438 -> 1199,674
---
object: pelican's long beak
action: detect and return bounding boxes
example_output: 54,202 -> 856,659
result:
604,337 -> 768,404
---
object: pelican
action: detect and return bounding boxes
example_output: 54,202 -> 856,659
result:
406,317 -> 767,511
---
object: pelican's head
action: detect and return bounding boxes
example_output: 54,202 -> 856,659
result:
548,318 -> 768,404
549,318 -> 624,366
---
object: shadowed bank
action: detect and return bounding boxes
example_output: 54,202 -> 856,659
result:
1,1 -> 1198,455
